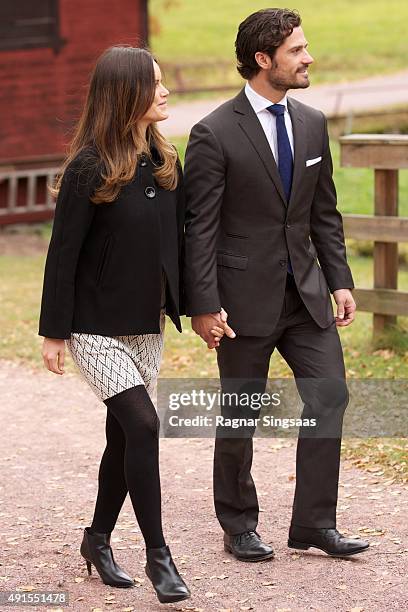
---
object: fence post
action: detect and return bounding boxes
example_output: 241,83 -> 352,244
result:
374,169 -> 398,334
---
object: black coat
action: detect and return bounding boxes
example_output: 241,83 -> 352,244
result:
39,147 -> 184,339
183,89 -> 354,336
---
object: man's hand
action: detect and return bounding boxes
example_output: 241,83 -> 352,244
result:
333,289 -> 356,327
42,338 -> 66,374
192,308 -> 236,349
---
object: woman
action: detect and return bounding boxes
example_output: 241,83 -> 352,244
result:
39,45 -> 223,604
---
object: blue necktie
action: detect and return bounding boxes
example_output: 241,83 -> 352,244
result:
267,103 -> 294,274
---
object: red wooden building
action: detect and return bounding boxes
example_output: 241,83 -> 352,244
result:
0,0 -> 148,225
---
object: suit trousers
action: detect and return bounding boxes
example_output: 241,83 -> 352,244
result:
214,273 -> 349,535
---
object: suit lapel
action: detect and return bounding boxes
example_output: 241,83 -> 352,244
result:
233,89 -> 287,206
287,97 -> 307,209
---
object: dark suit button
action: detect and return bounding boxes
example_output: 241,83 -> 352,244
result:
285,223 -> 291,229
145,186 -> 156,198
279,259 -> 287,268
140,160 -> 147,167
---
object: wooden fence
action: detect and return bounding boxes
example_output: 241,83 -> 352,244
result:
340,134 -> 408,338
0,165 -> 59,225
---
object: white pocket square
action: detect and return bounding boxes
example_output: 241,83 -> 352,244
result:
306,156 -> 322,167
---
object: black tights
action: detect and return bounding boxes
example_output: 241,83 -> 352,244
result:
90,385 -> 165,549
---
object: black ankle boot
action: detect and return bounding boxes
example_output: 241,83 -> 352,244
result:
80,527 -> 135,588
145,545 -> 191,603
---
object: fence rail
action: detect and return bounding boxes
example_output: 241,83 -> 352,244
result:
353,288 -> 408,317
343,214 -> 408,243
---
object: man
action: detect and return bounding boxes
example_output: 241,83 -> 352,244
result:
183,8 -> 369,560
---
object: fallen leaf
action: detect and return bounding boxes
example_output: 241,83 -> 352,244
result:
210,574 -> 228,580
16,586 -> 35,592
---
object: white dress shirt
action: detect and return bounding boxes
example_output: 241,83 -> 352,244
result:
244,82 -> 294,164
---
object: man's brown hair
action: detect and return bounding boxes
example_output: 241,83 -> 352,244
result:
235,8 -> 302,80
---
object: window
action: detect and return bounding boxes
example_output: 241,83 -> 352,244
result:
0,0 -> 65,53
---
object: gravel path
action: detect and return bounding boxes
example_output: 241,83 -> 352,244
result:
1,360 -> 407,612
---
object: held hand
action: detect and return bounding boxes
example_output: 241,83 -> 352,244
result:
42,338 -> 66,374
219,308 -> 236,339
333,289 -> 356,327
192,308 -> 236,349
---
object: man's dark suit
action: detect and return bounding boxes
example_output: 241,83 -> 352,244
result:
183,88 -> 354,534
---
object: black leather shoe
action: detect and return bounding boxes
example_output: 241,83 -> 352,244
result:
80,527 -> 135,588
145,545 -> 191,604
288,526 -> 370,557
224,530 -> 274,562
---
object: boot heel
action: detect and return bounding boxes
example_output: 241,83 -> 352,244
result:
288,538 -> 310,550
80,527 -> 135,588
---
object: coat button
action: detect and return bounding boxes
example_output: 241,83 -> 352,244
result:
285,223 -> 291,229
145,186 -> 156,198
279,259 -> 287,268
140,159 -> 148,167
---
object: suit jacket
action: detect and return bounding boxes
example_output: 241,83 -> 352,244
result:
183,88 -> 354,336
39,146 -> 185,339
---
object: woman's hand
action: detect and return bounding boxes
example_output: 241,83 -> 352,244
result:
42,338 -> 66,375
209,324 -> 225,348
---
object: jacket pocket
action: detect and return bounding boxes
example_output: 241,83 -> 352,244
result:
96,234 -> 113,286
226,232 -> 249,239
217,252 -> 248,270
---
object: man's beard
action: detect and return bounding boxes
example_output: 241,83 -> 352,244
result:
268,65 -> 310,91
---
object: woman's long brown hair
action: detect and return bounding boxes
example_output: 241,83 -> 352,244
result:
52,46 -> 178,203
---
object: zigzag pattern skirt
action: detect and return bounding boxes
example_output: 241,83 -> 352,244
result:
66,308 -> 166,403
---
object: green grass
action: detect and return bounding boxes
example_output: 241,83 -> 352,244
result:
150,0 -> 408,84
332,143 -> 408,217
0,254 -> 47,365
